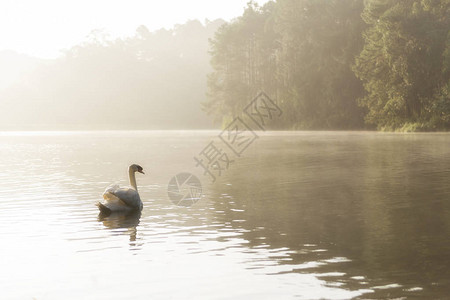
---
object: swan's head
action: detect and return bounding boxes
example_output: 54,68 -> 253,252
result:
129,164 -> 145,174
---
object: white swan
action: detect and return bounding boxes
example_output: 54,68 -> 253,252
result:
97,164 -> 145,214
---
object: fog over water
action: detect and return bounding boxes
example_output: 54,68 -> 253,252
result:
0,131 -> 449,299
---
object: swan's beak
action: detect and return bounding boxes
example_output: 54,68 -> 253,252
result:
138,170 -> 145,174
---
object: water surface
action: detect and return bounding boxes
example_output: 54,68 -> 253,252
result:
0,131 -> 449,299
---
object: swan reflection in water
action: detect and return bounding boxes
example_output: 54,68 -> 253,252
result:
98,210 -> 142,246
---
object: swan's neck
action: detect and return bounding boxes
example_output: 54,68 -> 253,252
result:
128,169 -> 138,191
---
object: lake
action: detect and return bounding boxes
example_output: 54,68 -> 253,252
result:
0,131 -> 449,299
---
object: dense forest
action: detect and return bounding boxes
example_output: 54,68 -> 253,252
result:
205,0 -> 450,131
0,1 -> 448,131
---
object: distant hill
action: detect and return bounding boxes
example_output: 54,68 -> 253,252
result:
0,19 -> 225,130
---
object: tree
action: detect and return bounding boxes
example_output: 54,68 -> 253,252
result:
205,2 -> 279,126
354,0 -> 450,130
274,0 -> 367,129
205,0 -> 367,129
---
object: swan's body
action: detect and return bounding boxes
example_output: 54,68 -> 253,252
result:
97,164 -> 144,214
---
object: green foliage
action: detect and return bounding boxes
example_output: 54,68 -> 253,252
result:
353,0 -> 450,130
205,2 -> 279,123
206,0 -> 367,129
206,0 -> 450,131
275,0 -> 367,129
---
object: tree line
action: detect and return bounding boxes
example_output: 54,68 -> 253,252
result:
0,20 -> 224,130
204,0 -> 450,131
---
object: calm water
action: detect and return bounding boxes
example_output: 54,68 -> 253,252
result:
0,131 -> 449,299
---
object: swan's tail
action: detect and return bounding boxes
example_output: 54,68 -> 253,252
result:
96,202 -> 112,215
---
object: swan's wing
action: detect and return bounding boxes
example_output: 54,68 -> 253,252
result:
103,184 -> 121,201
97,200 -> 130,214
111,187 -> 141,209
104,184 -> 120,194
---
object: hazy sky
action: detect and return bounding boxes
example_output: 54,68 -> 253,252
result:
0,0 -> 268,59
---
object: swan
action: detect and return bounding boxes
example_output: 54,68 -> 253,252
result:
97,164 -> 145,214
